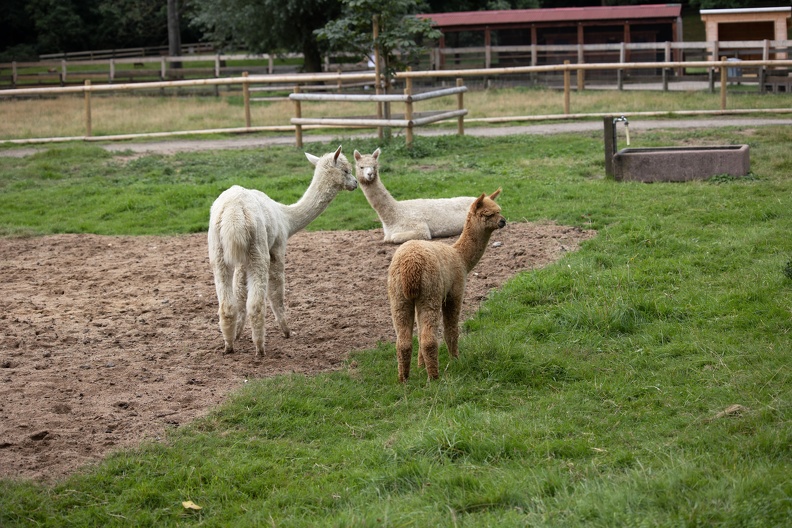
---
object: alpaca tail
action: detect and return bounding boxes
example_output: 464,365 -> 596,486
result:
216,203 -> 252,267
395,249 -> 425,300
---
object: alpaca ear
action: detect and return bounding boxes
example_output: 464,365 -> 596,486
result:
333,145 -> 343,163
354,150 -> 362,161
489,188 -> 502,201
305,152 -> 320,166
473,192 -> 487,210
372,148 -> 381,159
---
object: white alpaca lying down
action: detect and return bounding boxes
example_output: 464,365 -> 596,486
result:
208,145 -> 357,356
354,148 -> 477,244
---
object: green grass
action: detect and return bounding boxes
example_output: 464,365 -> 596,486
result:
1,126 -> 791,526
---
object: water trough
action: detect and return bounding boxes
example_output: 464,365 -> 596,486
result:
604,116 -> 750,183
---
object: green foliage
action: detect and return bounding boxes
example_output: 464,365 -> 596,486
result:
315,0 -> 441,76
1,125 -> 792,525
188,0 -> 341,72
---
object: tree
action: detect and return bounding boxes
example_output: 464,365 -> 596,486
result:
25,0 -> 92,54
95,0 -> 170,48
188,0 -> 342,72
426,0 -> 539,11
315,0 -> 441,80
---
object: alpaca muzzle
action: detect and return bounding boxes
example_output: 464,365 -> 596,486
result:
497,218 -> 506,229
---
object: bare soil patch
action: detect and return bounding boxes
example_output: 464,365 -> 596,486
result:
0,223 -> 594,481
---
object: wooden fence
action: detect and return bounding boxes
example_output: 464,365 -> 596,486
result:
290,79 -> 467,147
38,43 -> 215,61
4,40 -> 791,91
1,58 -> 791,147
0,53 -> 302,89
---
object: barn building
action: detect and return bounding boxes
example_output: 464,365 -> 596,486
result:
417,4 -> 683,68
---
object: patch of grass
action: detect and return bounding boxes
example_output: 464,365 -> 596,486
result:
2,87 -> 790,141
1,126 -> 791,526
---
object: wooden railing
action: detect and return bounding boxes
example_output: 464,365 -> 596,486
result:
38,43 -> 215,61
1,59 -> 791,147
4,40 -> 791,91
290,79 -> 467,147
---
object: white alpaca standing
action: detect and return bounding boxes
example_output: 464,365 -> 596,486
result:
353,148 -> 477,244
208,145 -> 357,355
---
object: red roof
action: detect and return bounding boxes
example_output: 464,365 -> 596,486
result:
417,4 -> 682,29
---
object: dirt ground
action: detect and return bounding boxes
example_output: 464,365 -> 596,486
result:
0,223 -> 594,482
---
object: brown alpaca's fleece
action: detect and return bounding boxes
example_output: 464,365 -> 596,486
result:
387,190 -> 506,382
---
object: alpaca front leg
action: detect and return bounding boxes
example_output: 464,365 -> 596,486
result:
267,253 -> 291,338
247,257 -> 270,356
396,334 -> 413,383
442,295 -> 462,359
217,301 -> 237,354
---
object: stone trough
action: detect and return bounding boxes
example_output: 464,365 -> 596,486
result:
604,116 -> 750,182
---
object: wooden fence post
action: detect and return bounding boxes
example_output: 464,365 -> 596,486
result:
404,73 -> 413,147
293,85 -> 303,148
84,80 -> 92,137
577,44 -> 585,92
617,43 -> 625,90
563,60 -> 571,115
760,39 -> 769,93
720,56 -> 727,111
243,71 -> 251,128
709,41 -> 718,93
456,78 -> 465,136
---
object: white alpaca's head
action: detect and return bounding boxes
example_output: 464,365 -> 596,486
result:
305,145 -> 358,192
353,148 -> 381,185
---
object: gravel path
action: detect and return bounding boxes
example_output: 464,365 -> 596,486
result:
2,117 -> 792,157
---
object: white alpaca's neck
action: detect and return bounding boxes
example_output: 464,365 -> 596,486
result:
360,176 -> 401,224
283,170 -> 338,237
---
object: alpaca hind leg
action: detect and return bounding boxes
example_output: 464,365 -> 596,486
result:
390,226 -> 431,244
267,251 -> 291,338
213,261 -> 238,354
415,307 -> 425,368
442,294 -> 462,359
391,298 -> 415,383
232,266 -> 248,340
417,307 -> 441,380
246,255 -> 270,356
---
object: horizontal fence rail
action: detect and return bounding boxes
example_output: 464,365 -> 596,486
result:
4,40 -> 791,90
1,59 -> 791,147
290,84 -> 468,146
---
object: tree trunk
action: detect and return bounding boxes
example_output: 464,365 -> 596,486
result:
302,41 -> 323,73
167,0 -> 182,70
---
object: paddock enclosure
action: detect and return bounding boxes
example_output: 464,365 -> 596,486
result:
0,223 -> 594,481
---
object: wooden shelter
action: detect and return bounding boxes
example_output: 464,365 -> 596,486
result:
417,4 -> 683,67
700,7 -> 791,60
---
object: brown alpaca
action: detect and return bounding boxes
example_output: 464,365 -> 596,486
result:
387,189 -> 506,382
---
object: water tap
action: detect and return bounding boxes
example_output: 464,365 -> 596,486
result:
613,115 -> 630,146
